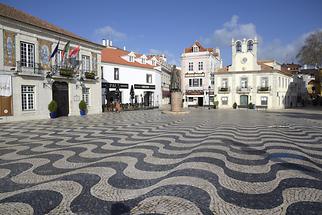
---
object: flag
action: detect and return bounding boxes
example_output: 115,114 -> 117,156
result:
50,40 -> 60,59
62,41 -> 70,59
69,46 -> 80,58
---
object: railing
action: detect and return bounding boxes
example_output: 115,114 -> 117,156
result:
236,86 -> 251,93
16,61 -> 44,75
257,86 -> 271,92
218,87 -> 230,93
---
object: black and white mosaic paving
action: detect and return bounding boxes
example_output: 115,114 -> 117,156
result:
0,109 -> 321,215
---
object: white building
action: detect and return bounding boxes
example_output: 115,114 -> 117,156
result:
147,54 -> 172,106
181,41 -> 222,107
0,3 -> 103,122
215,38 -> 295,109
101,45 -> 162,108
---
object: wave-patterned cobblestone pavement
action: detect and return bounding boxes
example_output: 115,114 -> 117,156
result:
0,109 -> 321,215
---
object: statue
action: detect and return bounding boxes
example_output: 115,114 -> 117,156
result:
170,65 -> 182,112
170,65 -> 181,92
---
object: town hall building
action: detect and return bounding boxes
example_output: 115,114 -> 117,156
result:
214,37 -> 297,109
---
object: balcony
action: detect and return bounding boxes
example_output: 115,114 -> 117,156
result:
218,87 -> 230,94
257,86 -> 271,93
16,61 -> 44,76
236,86 -> 251,94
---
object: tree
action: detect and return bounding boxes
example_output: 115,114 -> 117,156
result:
296,31 -> 322,66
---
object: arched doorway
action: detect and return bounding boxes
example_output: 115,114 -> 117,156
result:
52,81 -> 69,117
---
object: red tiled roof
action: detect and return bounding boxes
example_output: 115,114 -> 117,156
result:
101,48 -> 155,69
0,3 -> 103,47
257,61 -> 274,70
184,41 -> 217,55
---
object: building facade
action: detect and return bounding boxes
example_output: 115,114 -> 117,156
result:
147,55 -> 172,106
101,45 -> 162,108
181,41 -> 222,107
0,3 -> 103,122
215,38 -> 298,109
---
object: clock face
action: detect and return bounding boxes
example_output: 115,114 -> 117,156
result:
241,57 -> 247,64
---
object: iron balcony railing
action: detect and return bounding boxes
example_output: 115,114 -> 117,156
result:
236,86 -> 251,93
257,86 -> 271,92
16,61 -> 44,75
218,87 -> 230,93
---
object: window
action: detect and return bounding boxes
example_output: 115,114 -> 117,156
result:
142,58 -> 146,64
20,42 -> 35,67
221,97 -> 228,105
188,62 -> 193,71
193,46 -> 199,52
114,68 -> 119,80
261,77 -> 268,87
82,55 -> 90,72
152,60 -> 156,65
261,96 -> 268,106
82,88 -> 90,106
279,77 -> 281,88
236,41 -> 242,52
129,56 -> 134,62
101,66 -> 104,79
211,73 -> 215,85
222,78 -> 228,88
146,74 -> 152,83
247,40 -> 253,51
198,62 -> 203,71
188,97 -> 194,102
190,78 -> 202,87
240,77 -> 248,88
21,85 -> 35,111
92,54 -> 98,72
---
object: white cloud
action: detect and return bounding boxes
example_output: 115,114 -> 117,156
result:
94,26 -> 126,41
204,15 -> 317,64
259,31 -> 314,63
205,15 -> 259,47
147,49 -> 178,65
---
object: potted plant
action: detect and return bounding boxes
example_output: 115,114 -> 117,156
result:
48,100 -> 57,118
79,100 -> 87,116
248,102 -> 254,109
214,101 -> 219,109
233,102 -> 237,109
85,71 -> 96,79
59,67 -> 74,77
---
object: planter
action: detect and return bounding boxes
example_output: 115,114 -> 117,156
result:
60,68 -> 74,77
80,110 -> 86,116
49,112 -> 57,119
85,71 -> 96,79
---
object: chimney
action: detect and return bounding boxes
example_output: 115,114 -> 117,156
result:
102,39 -> 106,46
109,40 -> 113,47
123,46 -> 126,51
106,39 -> 109,47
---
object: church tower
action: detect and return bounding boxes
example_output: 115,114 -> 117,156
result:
229,37 -> 260,72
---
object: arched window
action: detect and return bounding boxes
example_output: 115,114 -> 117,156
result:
236,41 -> 242,52
247,40 -> 253,51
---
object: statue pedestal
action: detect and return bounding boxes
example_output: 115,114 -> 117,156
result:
171,92 -> 182,112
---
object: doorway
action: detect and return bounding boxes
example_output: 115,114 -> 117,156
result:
198,97 -> 203,106
52,81 -> 69,117
144,91 -> 153,107
240,95 -> 248,107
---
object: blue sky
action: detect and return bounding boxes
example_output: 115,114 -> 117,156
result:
3,0 -> 322,65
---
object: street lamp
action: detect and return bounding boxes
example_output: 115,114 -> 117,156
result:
208,86 -> 211,109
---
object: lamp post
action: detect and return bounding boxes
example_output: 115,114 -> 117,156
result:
208,86 -> 211,110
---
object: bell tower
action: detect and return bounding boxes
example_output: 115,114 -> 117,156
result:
229,37 -> 260,72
